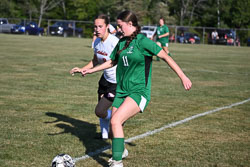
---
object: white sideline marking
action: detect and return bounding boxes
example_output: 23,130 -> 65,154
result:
156,66 -> 249,76
74,98 -> 250,162
199,69 -> 234,75
199,69 -> 249,76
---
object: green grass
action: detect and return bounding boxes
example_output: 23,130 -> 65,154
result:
0,34 -> 250,167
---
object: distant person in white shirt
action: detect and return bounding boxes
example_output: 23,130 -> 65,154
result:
70,14 -> 119,140
211,30 -> 218,44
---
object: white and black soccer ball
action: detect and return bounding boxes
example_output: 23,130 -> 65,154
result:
51,154 -> 75,167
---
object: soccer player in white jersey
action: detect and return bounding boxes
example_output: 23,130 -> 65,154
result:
92,23 -> 117,48
70,14 -> 119,140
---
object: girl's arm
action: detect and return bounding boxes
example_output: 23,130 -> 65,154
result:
81,59 -> 116,76
159,32 -> 169,38
157,50 -> 192,90
70,55 -> 98,74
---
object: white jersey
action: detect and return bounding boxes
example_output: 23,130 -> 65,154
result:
94,34 -> 119,83
108,24 -> 116,34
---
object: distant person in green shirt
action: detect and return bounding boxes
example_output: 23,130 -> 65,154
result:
152,17 -> 170,60
82,11 -> 192,167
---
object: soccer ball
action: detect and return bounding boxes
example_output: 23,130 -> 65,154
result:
51,154 -> 75,167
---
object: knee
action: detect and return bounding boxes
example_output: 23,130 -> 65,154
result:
110,117 -> 122,128
95,107 -> 106,118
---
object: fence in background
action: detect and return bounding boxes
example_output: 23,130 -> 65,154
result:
167,25 -> 250,46
2,18 -> 250,46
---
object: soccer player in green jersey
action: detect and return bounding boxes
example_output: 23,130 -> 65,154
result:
82,11 -> 192,167
152,17 -> 170,60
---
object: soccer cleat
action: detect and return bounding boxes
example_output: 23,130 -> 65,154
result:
122,148 -> 128,159
109,148 -> 128,161
108,148 -> 128,167
108,159 -> 123,167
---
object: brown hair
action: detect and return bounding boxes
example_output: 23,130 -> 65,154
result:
117,11 -> 141,55
96,14 -> 110,25
159,17 -> 165,24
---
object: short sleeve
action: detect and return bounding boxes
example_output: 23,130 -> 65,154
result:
110,42 -> 120,62
164,25 -> 169,33
94,38 -> 101,54
139,35 -> 162,56
109,24 -> 116,33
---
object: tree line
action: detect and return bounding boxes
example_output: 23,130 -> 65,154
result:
0,0 -> 249,29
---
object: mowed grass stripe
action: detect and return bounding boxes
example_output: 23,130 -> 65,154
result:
73,98 -> 250,162
0,34 -> 249,167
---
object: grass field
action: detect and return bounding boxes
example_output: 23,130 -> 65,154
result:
0,34 -> 250,167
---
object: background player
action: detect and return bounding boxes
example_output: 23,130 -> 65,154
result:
152,17 -> 170,60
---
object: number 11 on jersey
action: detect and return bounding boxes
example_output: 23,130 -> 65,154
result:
122,56 -> 129,66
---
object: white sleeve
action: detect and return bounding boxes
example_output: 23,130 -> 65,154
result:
109,24 -> 116,33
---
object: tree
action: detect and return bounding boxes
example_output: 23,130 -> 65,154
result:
38,0 -> 64,27
96,0 -> 175,25
188,0 -> 208,25
0,0 -> 24,18
230,0 -> 250,28
149,1 -> 176,25
25,0 -> 39,21
2,0 -> 249,30
65,0 -> 98,20
108,0 -> 151,24
168,0 -> 208,26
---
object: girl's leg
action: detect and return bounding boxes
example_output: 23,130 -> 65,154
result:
111,96 -> 140,137
95,96 -> 112,118
110,97 -> 140,161
162,46 -> 169,54
95,95 -> 113,139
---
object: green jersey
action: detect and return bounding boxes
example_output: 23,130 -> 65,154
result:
110,34 -> 162,102
156,24 -> 169,43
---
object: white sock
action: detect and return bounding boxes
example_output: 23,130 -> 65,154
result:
100,109 -> 112,139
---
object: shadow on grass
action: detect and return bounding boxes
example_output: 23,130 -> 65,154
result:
45,112 -> 111,167
80,58 -> 91,62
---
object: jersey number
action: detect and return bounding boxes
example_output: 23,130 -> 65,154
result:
122,56 -> 129,66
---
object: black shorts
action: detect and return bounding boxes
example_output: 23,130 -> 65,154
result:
98,74 -> 117,101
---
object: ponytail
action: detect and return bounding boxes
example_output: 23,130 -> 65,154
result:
117,11 -> 141,56
117,26 -> 140,55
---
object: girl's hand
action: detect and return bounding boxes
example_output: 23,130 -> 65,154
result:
70,67 -> 81,75
81,69 -> 93,77
181,76 -> 192,91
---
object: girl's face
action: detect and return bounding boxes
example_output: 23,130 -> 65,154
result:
117,19 -> 136,37
159,19 -> 164,26
94,19 -> 108,39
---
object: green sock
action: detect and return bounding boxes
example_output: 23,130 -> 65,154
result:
112,138 -> 124,161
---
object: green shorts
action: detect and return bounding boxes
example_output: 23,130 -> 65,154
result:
157,41 -> 169,47
112,93 -> 149,112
